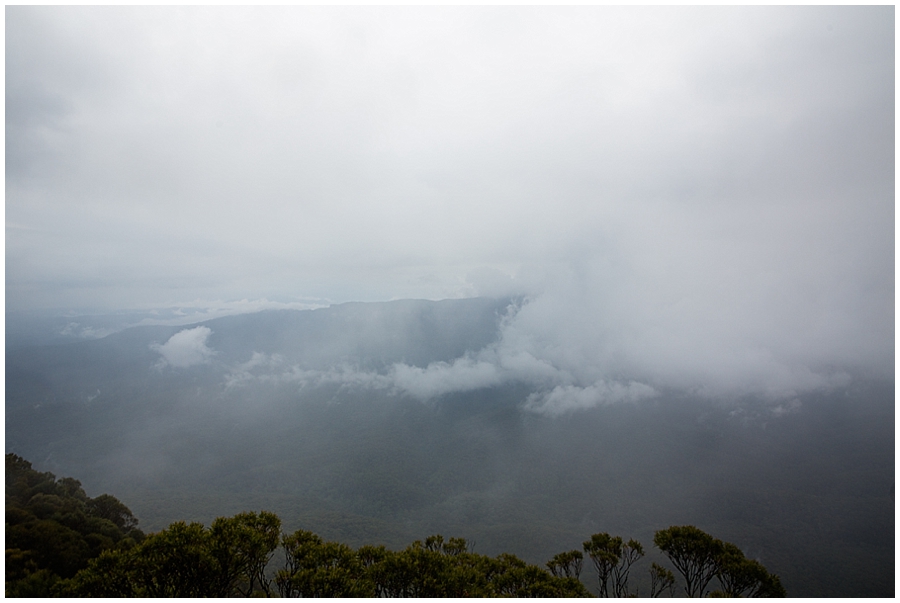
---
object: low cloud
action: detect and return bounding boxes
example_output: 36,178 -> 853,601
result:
224,352 -> 286,387
221,330 -> 653,415
60,322 -> 115,339
771,398 -> 803,417
389,358 -> 504,400
151,327 -> 216,368
216,280 -> 867,414
225,356 -> 393,392
524,381 -> 657,416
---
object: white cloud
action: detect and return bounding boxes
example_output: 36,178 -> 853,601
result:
524,381 -> 657,416
150,326 -> 216,368
217,290 -> 856,408
389,357 -> 504,400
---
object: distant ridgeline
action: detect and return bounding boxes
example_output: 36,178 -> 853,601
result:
6,454 -> 784,597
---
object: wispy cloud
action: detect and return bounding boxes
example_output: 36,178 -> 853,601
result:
60,322 -> 115,339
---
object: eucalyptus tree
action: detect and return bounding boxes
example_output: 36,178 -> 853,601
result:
583,532 -> 644,597
716,541 -> 786,597
653,525 -> 723,597
649,562 -> 677,598
546,550 -> 584,580
583,532 -> 622,596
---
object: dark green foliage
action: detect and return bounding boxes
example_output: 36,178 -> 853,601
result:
582,533 -> 644,597
486,551 -> 590,597
612,539 -> 644,597
576,527 -> 785,598
124,521 -> 218,597
65,520 -> 785,598
209,511 -> 283,596
65,511 -> 282,597
62,548 -> 137,597
652,525 -> 786,598
86,493 -> 140,531
5,453 -> 143,596
276,529 -> 371,597
650,562 -> 676,597
275,531 -> 591,598
654,525 -> 723,597
716,541 -> 787,598
547,549 -> 583,579
583,532 -> 622,596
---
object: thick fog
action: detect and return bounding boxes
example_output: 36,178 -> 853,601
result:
7,6 -> 894,406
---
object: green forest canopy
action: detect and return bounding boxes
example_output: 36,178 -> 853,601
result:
5,453 -> 784,597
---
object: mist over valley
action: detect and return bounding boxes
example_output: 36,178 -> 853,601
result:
7,298 -> 894,596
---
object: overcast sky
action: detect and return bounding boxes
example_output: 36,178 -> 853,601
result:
6,6 -> 894,400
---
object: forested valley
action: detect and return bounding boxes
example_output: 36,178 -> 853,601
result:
6,299 -> 895,597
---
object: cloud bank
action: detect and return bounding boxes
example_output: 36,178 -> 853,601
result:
218,289 -> 861,415
151,327 -> 216,368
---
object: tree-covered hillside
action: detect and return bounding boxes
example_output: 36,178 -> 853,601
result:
5,454 -> 144,596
